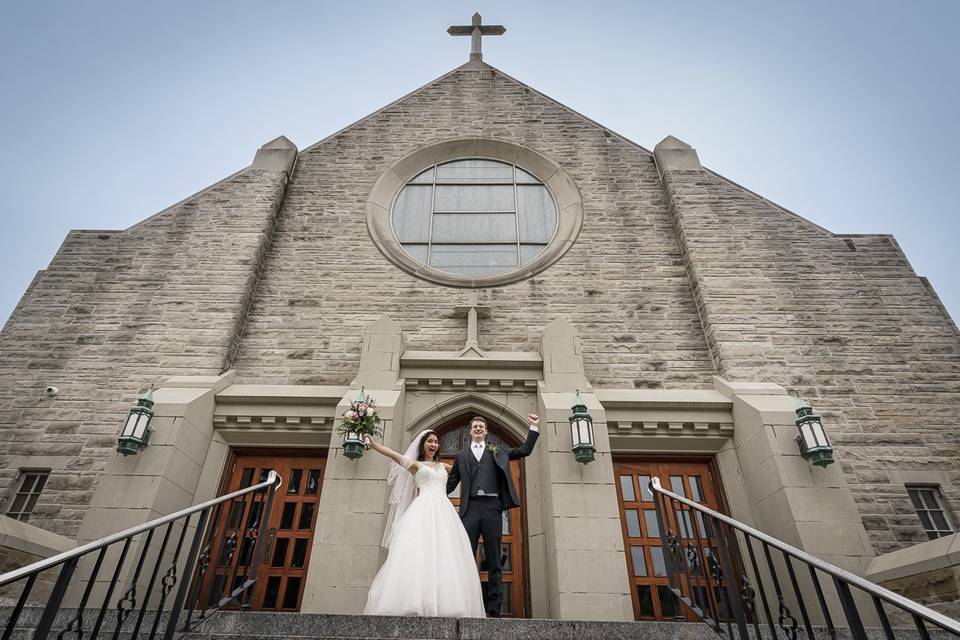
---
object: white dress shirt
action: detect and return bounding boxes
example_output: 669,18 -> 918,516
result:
471,425 -> 538,461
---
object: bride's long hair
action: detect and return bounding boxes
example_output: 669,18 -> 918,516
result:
416,430 -> 439,461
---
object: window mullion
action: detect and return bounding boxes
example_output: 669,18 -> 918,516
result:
513,164 -> 520,267
427,165 -> 437,267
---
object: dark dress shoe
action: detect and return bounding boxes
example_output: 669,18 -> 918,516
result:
487,609 -> 501,618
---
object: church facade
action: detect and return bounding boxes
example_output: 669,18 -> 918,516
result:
1,27 -> 958,620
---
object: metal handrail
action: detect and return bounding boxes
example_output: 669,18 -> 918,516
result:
0,470 -> 282,587
650,476 -> 960,634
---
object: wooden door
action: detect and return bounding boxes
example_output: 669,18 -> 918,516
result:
443,455 -> 525,617
613,459 -> 725,621
437,419 -> 527,617
199,452 -> 326,611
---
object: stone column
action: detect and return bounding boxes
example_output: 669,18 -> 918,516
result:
535,318 -> 633,620
65,372 -> 235,607
302,317 -> 405,613
714,376 -> 877,625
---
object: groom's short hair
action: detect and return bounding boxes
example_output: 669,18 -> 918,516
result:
469,415 -> 487,428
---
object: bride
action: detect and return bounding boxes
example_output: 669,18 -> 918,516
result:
362,430 -> 485,617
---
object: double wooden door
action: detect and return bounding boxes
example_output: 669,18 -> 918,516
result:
200,452 -> 326,611
613,459 -> 725,621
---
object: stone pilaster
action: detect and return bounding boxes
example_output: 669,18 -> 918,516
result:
303,317 -> 405,613
535,318 -> 633,620
65,371 -> 235,607
714,376 -> 877,625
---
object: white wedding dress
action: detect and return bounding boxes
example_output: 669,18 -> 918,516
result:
364,462 -> 485,617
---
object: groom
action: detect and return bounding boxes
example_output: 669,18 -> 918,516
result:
446,414 -> 540,617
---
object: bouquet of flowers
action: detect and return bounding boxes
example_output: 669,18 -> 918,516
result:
337,388 -> 383,442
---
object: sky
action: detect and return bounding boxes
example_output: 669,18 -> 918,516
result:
1,1 -> 958,329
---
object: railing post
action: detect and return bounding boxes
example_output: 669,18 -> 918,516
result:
32,557 -> 78,640
242,476 -> 280,610
834,578 -> 869,640
713,520 -> 751,640
163,508 -> 210,640
2,574 -> 36,640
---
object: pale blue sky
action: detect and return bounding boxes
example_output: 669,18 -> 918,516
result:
1,1 -> 958,328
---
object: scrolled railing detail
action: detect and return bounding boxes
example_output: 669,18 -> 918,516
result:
778,599 -> 799,640
649,476 -> 960,639
740,573 -> 757,616
0,470 -> 282,640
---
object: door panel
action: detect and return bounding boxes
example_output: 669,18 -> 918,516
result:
614,459 -> 725,621
199,452 -> 326,611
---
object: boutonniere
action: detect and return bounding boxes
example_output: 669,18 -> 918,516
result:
488,444 -> 499,456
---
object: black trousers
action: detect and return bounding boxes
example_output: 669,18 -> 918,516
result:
461,496 -> 503,614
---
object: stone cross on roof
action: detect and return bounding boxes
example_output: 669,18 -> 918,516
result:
447,12 -> 505,62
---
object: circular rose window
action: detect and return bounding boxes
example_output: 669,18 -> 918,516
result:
392,159 -> 557,277
366,139 -> 583,287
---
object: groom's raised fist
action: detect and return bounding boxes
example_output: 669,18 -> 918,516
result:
528,414 -> 540,427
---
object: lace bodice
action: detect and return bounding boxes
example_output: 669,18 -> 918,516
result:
415,462 -> 448,495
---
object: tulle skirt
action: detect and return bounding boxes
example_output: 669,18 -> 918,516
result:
363,489 -> 485,617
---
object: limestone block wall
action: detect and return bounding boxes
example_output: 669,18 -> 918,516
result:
0,160 -> 292,538
881,566 -> 960,619
231,63 -> 716,391
657,146 -> 960,554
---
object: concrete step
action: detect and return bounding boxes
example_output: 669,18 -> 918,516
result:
1,609 -> 950,640
185,612 -> 711,640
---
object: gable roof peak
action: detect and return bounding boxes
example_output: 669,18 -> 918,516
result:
655,135 -> 693,151
261,135 -> 297,150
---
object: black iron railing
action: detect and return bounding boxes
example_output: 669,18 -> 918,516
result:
0,470 -> 282,640
650,477 -> 960,638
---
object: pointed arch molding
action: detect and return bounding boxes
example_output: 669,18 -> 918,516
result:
366,138 -> 584,287
403,392 -> 530,442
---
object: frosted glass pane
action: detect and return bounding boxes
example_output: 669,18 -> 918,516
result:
432,213 -> 516,243
520,244 -> 547,264
517,185 -> 556,242
630,546 -> 647,576
409,167 -> 434,184
435,185 -> 513,212
401,244 -> 428,262
644,510 -> 660,537
392,186 -> 433,242
435,264 -> 517,276
430,244 -> 518,276
437,159 -> 513,183
651,546 -> 667,577
515,167 -> 541,183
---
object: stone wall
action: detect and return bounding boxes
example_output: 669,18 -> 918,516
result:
881,566 -> 960,621
230,63 -> 717,391
0,164 -> 291,538
658,155 -> 960,554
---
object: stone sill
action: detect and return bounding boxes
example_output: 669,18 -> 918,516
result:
596,388 -> 732,410
0,514 -> 77,558
216,384 -> 349,404
866,533 -> 960,583
401,350 -> 543,369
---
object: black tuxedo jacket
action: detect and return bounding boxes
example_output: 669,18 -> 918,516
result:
446,429 -> 539,516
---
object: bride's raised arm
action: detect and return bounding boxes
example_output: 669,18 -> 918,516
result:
363,435 -> 419,474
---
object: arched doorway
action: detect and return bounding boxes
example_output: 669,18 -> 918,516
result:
433,413 -> 529,618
